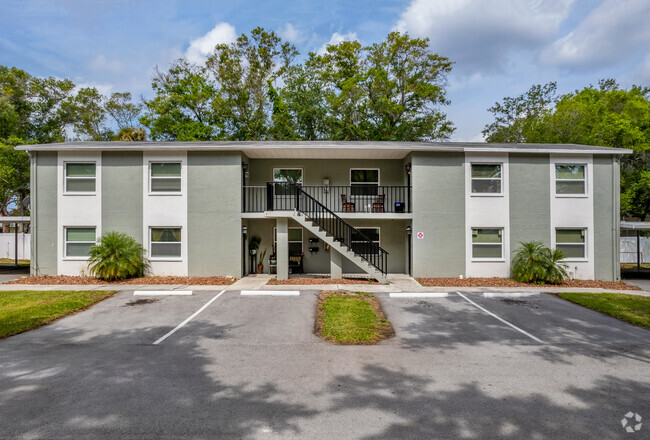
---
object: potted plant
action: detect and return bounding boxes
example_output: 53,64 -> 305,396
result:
257,248 -> 267,274
249,236 -> 261,255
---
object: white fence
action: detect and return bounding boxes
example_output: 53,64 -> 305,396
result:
621,236 -> 650,264
0,233 -> 30,260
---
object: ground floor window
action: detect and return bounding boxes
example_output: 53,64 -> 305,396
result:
65,227 -> 96,258
472,228 -> 503,259
150,227 -> 182,259
351,227 -> 380,255
274,227 -> 303,255
556,228 -> 586,259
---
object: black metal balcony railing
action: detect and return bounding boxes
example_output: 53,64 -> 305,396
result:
242,184 -> 411,213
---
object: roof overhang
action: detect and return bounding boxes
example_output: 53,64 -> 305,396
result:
16,141 -> 633,159
621,221 -> 650,231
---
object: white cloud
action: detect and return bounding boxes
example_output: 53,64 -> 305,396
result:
317,31 -> 359,55
540,0 -> 650,69
185,22 -> 237,64
394,0 -> 574,73
278,23 -> 304,43
88,55 -> 124,74
74,81 -> 114,96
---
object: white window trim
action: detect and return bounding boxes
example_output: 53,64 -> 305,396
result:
351,226 -> 381,255
555,227 -> 588,262
470,227 -> 504,262
149,227 -> 183,261
470,162 -> 504,197
63,226 -> 96,261
63,161 -> 97,196
148,161 -> 182,195
274,227 -> 304,254
554,163 -> 588,198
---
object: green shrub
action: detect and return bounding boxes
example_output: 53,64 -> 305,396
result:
511,241 -> 568,284
88,232 -> 149,281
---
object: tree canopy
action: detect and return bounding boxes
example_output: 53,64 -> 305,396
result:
140,28 -> 455,141
484,80 -> 650,220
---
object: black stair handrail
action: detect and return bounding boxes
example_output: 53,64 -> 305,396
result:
270,182 -> 388,277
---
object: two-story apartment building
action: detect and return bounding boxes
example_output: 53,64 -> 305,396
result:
21,141 -> 629,282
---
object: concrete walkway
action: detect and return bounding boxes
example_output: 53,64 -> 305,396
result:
1,275 -> 648,296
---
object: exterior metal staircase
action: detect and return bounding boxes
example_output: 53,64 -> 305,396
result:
269,183 -> 389,282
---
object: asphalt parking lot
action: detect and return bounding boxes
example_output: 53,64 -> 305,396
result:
1,289 -> 649,439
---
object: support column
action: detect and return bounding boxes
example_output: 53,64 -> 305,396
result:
276,217 -> 289,280
330,248 -> 343,279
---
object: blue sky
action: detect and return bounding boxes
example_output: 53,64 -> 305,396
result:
1,0 -> 649,141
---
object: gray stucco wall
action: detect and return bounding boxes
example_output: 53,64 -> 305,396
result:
101,152 -> 143,242
411,152 -> 465,277
187,151 -> 242,276
593,155 -> 618,281
32,152 -> 58,275
509,154 -> 551,255
248,159 -> 406,186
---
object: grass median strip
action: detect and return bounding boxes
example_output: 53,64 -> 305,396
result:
316,291 -> 394,344
0,290 -> 117,339
557,292 -> 650,330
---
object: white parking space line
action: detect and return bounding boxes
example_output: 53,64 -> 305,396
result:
153,290 -> 226,345
240,290 -> 300,296
483,292 -> 539,298
134,291 -> 193,296
389,292 -> 449,298
457,292 -> 545,344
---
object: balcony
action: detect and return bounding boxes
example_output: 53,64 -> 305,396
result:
243,184 -> 411,214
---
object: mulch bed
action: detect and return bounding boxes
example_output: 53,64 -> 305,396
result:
416,277 -> 640,290
267,277 -> 379,285
6,275 -> 236,285
315,290 -> 394,345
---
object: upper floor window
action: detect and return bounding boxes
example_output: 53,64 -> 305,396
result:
150,227 -> 182,259
65,227 -> 96,258
471,164 -> 502,194
350,169 -> 379,196
555,164 -> 586,195
65,162 -> 96,193
556,228 -> 586,259
150,162 -> 181,193
471,228 -> 503,259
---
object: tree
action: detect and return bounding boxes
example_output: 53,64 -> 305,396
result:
205,27 -> 298,140
140,60 -> 220,140
104,92 -> 142,130
72,87 -> 113,141
484,80 -> 650,219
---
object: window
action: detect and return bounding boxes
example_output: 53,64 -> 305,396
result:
150,228 -> 182,259
150,162 -> 181,192
65,227 -> 96,258
273,168 -> 303,196
471,164 -> 502,194
472,228 -> 503,259
555,164 -> 586,195
65,163 -> 96,192
556,229 -> 586,259
274,227 -> 303,255
350,169 -> 379,196
351,227 -> 380,255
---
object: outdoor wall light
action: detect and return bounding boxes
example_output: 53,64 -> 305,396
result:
405,163 -> 412,174
242,225 -> 248,235
406,226 -> 412,236
242,162 -> 248,171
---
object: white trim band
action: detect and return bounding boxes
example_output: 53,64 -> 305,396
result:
389,292 -> 449,298
240,290 -> 300,296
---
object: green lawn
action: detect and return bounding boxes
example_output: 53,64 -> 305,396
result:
0,290 -> 116,338
317,291 -> 393,344
558,292 -> 650,330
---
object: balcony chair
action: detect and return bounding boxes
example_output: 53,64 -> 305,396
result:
341,194 -> 355,212
372,194 -> 385,212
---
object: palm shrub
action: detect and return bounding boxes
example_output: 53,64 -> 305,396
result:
88,232 -> 149,281
511,241 -> 568,284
